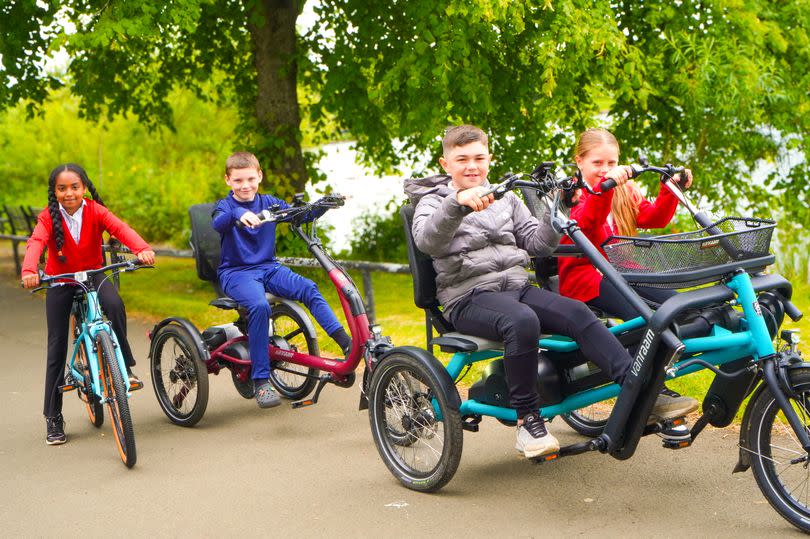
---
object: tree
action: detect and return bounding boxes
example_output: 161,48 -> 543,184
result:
2,1 -> 808,219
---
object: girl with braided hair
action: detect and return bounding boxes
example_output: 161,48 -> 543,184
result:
21,163 -> 155,445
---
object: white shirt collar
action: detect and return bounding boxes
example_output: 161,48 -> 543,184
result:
59,199 -> 86,242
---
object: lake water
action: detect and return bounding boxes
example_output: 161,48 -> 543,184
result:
306,141 -> 416,251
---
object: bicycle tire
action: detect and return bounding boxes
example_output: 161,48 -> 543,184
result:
368,350 -> 463,492
561,399 -> 616,437
747,367 -> 810,532
75,339 -> 104,428
70,314 -> 103,427
267,303 -> 319,400
150,324 -> 209,427
97,331 -> 136,468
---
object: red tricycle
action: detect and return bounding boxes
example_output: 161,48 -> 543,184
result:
147,194 -> 394,426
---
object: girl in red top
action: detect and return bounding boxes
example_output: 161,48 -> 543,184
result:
21,164 -> 155,445
558,128 -> 693,319
558,129 -> 698,414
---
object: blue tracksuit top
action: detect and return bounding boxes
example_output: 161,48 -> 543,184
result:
212,192 -> 291,274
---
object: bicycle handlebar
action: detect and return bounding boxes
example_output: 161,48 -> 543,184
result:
29,260 -> 152,293
235,195 -> 346,228
598,163 -> 685,192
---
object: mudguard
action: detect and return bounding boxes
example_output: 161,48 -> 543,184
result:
148,317 -> 210,362
734,360 -> 810,473
375,345 -> 462,410
266,294 -> 318,344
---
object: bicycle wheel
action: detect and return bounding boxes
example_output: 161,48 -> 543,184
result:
368,350 -> 463,492
747,367 -> 810,532
74,338 -> 104,428
267,303 -> 319,400
97,331 -> 136,468
151,324 -> 209,427
69,313 -> 104,427
561,399 -> 616,437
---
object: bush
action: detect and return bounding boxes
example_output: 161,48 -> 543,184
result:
346,198 -> 408,263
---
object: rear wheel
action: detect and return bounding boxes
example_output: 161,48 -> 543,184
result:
747,367 -> 810,532
151,324 -> 209,427
97,331 -> 136,468
267,303 -> 319,400
368,351 -> 463,492
75,339 -> 104,428
561,399 -> 615,437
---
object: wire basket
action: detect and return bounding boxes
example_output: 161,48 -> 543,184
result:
602,217 -> 776,288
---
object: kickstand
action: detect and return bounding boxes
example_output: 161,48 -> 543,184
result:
291,376 -> 330,409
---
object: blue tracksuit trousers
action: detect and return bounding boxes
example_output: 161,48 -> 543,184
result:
220,263 -> 343,380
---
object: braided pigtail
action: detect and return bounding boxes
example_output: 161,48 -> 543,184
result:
82,177 -> 105,207
47,166 -> 67,262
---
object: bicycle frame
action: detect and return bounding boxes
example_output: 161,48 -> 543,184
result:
209,220 -> 373,381
437,178 -> 806,460
67,286 -> 131,400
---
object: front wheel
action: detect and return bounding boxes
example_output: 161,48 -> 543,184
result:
747,367 -> 810,532
97,331 -> 136,468
150,324 -> 209,427
368,350 -> 463,492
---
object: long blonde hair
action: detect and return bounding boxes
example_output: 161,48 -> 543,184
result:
574,128 -> 642,237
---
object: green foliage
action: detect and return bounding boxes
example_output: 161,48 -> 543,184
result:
305,0 -> 810,222
346,199 -> 408,263
3,0 -> 809,235
0,88 -> 238,245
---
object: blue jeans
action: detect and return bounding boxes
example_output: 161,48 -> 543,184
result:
220,263 -> 342,380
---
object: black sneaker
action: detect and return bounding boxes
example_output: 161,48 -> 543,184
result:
45,414 -> 66,445
515,412 -> 559,458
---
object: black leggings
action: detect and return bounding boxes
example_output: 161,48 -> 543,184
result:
450,285 -> 632,418
43,274 -> 135,417
587,278 -> 677,321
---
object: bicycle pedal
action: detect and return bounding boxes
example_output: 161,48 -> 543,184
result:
291,399 -> 316,409
659,422 -> 692,449
58,384 -> 77,393
530,452 -> 560,464
129,381 -> 144,391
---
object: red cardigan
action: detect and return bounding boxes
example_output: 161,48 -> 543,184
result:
558,181 -> 679,302
22,200 -> 151,277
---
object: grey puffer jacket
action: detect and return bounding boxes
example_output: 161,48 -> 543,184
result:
404,174 -> 561,316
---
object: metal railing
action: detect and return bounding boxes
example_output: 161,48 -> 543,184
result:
0,229 -> 410,324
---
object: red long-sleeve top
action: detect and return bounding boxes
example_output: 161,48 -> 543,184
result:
558,182 -> 679,302
21,200 -> 151,277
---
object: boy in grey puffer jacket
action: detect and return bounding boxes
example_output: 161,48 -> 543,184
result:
405,125 -> 634,459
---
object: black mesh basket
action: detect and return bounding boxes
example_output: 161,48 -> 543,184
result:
602,217 -> 776,288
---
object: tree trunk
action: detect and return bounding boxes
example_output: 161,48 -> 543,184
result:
248,0 -> 307,195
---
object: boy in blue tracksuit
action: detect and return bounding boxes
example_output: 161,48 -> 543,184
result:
212,152 -> 352,408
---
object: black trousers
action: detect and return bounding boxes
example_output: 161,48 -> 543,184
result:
43,274 -> 135,418
587,278 -> 677,321
450,285 -> 632,418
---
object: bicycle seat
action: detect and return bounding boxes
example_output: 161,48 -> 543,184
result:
430,332 -> 503,353
208,293 -> 287,311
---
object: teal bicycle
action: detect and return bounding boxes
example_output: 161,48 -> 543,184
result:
33,260 -> 151,468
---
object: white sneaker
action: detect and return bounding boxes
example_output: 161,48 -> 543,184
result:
515,412 -> 559,458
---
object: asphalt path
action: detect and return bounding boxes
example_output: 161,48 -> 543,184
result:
0,263 -> 802,537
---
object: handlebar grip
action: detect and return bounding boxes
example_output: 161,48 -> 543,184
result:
600,178 -> 617,191
783,299 -> 804,322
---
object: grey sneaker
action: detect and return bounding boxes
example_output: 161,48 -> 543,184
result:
649,386 -> 699,422
515,412 -> 559,458
255,381 -> 281,409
